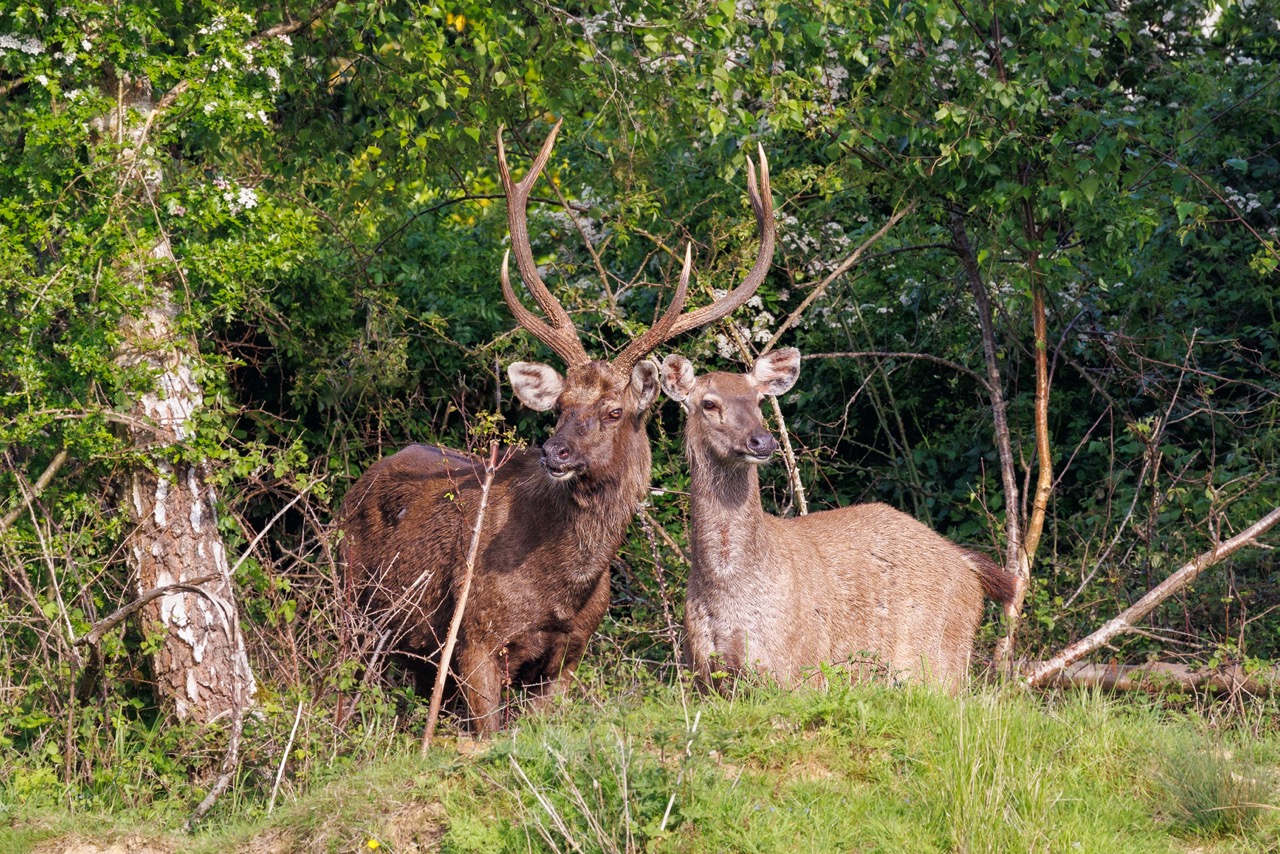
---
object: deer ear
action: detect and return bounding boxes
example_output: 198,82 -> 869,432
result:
630,360 -> 660,410
749,348 -> 801,396
659,354 -> 696,403
508,361 -> 564,411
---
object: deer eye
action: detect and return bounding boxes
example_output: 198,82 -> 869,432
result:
701,399 -> 719,412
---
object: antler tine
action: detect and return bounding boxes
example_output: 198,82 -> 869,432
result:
663,145 -> 775,341
611,242 -> 693,373
501,251 -> 587,363
497,120 -> 590,366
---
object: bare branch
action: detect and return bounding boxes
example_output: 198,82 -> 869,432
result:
268,701 -> 305,815
801,351 -> 991,392
1024,506 -> 1280,688
720,309 -> 809,515
1,449 -> 69,536
949,209 -> 1025,670
74,575 -> 221,648
421,440 -> 502,754
761,199 -> 916,356
1031,661 -> 1278,697
636,509 -> 680,655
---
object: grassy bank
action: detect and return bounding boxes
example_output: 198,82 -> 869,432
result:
4,675 -> 1278,853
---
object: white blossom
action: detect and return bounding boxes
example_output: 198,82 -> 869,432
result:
0,33 -> 45,55
198,16 -> 229,35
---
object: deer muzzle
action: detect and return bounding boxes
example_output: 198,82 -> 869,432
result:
540,435 -> 580,480
743,430 -> 778,463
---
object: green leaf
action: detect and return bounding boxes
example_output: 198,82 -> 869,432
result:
1080,175 -> 1099,205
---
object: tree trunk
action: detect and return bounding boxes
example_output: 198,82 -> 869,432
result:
111,72 -> 256,723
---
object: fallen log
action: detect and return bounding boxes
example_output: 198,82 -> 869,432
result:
1023,506 -> 1280,687
1025,661 -> 1278,697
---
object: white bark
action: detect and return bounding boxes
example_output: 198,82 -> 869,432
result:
111,72 -> 256,723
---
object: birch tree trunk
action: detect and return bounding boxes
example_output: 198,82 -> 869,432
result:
110,71 -> 256,723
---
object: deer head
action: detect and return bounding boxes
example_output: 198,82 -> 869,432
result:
499,121 -> 776,484
659,348 -> 801,467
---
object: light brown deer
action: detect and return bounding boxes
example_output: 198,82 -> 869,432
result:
659,348 -> 1018,690
339,122 -> 775,733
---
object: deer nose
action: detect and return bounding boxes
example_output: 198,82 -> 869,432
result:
746,431 -> 777,457
543,436 -> 572,463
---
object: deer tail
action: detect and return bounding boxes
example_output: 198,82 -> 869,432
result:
965,550 -> 1021,606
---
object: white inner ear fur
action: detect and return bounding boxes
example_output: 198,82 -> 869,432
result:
749,348 -> 801,397
631,360 -> 661,410
659,354 -> 697,403
508,361 -> 564,411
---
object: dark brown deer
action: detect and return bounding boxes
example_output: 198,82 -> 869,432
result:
659,348 -> 1018,690
340,122 -> 775,733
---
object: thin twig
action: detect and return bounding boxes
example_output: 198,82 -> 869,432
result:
1,449 -> 69,535
761,199 -> 917,355
636,508 -> 680,655
268,701 -> 305,815
659,708 -> 701,833
802,351 -> 991,393
421,440 -> 502,754
511,753 -> 584,853
766,395 -> 807,516
722,315 -> 809,515
638,506 -> 689,565
229,489 -> 310,576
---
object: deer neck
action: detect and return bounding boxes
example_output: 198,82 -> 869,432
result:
548,422 -> 651,569
685,443 -> 769,579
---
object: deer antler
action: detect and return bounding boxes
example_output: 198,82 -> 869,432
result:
664,147 -> 775,340
498,120 -> 591,367
498,124 -> 775,373
611,243 -> 692,373
611,146 -> 775,372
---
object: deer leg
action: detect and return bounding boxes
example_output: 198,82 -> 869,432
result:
528,572 -> 610,711
525,635 -> 579,712
456,642 -> 505,736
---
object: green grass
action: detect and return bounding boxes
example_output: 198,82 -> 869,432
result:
3,677 -> 1278,853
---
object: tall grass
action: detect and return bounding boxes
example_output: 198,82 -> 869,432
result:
1153,735 -> 1271,837
3,675 -> 1277,853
